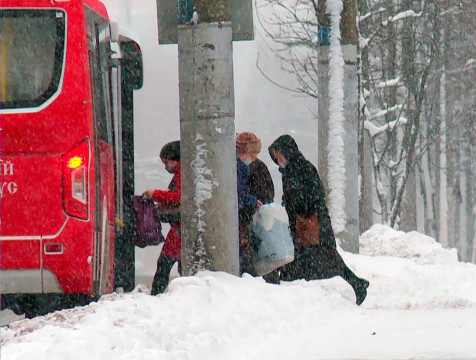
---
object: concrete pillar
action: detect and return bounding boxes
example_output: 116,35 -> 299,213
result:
178,22 -> 240,276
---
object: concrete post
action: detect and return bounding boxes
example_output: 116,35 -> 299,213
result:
178,22 -> 240,276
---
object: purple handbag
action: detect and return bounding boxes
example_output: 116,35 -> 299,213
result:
131,195 -> 165,248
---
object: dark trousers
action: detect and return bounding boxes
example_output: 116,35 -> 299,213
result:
239,223 -> 256,276
151,254 -> 180,295
280,245 -> 363,288
240,245 -> 255,276
263,269 -> 280,284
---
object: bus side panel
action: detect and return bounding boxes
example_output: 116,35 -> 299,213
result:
0,241 -> 41,269
0,156 -> 65,236
41,138 -> 98,295
42,219 -> 95,294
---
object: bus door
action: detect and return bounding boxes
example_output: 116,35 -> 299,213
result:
110,39 -> 143,292
86,7 -> 115,296
110,42 -> 124,243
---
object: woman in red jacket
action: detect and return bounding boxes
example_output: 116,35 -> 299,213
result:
143,141 -> 181,295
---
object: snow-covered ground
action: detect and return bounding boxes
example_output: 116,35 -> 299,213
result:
3,2 -> 475,359
2,224 -> 476,360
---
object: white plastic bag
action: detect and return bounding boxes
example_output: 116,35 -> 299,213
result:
250,203 -> 294,276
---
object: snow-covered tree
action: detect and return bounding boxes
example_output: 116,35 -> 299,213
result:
257,0 -> 475,260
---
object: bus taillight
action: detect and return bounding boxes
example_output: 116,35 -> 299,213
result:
72,166 -> 86,203
68,156 -> 83,169
63,141 -> 89,219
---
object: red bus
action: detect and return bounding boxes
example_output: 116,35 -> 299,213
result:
0,0 -> 143,315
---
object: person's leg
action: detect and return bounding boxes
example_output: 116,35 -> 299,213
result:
240,224 -> 257,276
240,242 -> 255,276
279,246 -> 306,281
177,260 -> 182,275
263,269 -> 280,284
341,264 -> 369,306
305,245 -> 370,305
151,255 -> 178,295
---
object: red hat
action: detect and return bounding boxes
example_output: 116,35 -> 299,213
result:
236,132 -> 262,155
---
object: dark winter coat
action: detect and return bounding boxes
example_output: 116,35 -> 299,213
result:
237,158 -> 258,212
248,158 -> 274,204
236,158 -> 259,274
268,137 -> 369,303
151,162 -> 181,259
239,158 -> 274,229
268,135 -> 335,248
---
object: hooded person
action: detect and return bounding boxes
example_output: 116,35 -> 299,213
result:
143,140 -> 181,295
268,134 -> 369,305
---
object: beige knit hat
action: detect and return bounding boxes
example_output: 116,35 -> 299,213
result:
236,132 -> 262,155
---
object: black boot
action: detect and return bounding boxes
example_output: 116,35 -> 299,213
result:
353,278 -> 370,306
342,267 -> 370,305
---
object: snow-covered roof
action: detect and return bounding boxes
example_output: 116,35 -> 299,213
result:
110,19 -> 140,44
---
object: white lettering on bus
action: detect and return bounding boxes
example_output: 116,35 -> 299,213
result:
8,182 -> 18,194
0,182 -> 18,197
0,160 -> 14,176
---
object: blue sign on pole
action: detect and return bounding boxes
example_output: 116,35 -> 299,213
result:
318,28 -> 331,46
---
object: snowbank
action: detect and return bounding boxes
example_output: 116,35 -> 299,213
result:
360,224 -> 459,264
2,225 -> 476,360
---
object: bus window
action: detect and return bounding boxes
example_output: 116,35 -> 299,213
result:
120,41 -> 143,90
86,7 -> 113,145
0,10 -> 65,109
